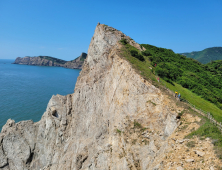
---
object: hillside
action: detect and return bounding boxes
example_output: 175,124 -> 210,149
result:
131,44 -> 222,114
0,24 -> 222,169
13,52 -> 87,69
181,47 -> 222,64
207,60 -> 222,72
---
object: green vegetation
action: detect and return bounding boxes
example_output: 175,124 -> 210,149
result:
147,100 -> 157,106
120,38 -> 128,45
140,44 -> 222,111
119,40 -> 222,122
119,40 -> 222,116
186,141 -> 196,148
130,50 -> 145,61
119,40 -> 222,158
116,129 -> 122,134
39,56 -> 67,64
181,47 -> 222,64
207,60 -> 222,72
164,81 -> 222,122
80,56 -> 86,61
119,38 -> 222,123
132,139 -> 137,144
186,116 -> 222,159
119,41 -> 158,86
134,121 -> 143,129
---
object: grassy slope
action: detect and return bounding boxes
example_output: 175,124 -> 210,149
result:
119,43 -> 157,84
164,81 -> 222,122
120,42 -> 222,122
119,41 -> 222,159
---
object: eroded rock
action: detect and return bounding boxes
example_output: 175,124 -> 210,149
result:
0,24 -> 179,170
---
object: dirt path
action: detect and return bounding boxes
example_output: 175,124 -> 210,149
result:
162,113 -> 222,170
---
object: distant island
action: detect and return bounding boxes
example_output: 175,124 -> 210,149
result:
13,52 -> 87,69
181,47 -> 222,64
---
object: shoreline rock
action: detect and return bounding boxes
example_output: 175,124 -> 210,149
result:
13,52 -> 87,69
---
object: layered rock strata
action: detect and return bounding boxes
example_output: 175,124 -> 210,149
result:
0,23 -> 180,170
13,52 -> 87,69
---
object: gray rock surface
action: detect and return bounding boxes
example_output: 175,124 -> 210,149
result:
13,52 -> 87,69
0,23 -> 179,169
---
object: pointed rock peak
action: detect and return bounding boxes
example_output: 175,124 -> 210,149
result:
86,23 -> 145,68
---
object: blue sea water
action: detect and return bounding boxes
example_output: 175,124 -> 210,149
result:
0,59 -> 80,130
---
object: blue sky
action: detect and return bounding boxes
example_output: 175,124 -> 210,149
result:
0,0 -> 221,60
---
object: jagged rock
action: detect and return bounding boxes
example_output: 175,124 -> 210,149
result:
177,139 -> 184,144
0,24 -> 179,169
206,137 -> 210,141
185,159 -> 194,163
1,119 -> 15,133
0,145 -> 7,168
176,166 -> 184,170
210,166 -> 215,170
194,150 -> 205,157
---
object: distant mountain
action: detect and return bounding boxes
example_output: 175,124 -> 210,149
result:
180,47 -> 222,64
13,52 -> 87,69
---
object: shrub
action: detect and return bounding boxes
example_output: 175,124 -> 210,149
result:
186,141 -> 196,148
142,50 -> 151,56
120,39 -> 128,45
130,50 -> 138,57
134,121 -> 143,129
137,54 -> 145,61
130,50 -> 145,61
148,56 -> 153,61
116,129 -> 121,134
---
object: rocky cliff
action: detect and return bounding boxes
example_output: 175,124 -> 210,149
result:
13,53 -> 87,69
0,23 -> 182,170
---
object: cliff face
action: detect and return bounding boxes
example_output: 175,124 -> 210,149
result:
13,53 -> 87,69
0,24 -> 180,170
64,53 -> 87,69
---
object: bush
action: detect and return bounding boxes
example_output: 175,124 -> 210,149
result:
116,129 -> 121,134
134,121 -> 143,129
148,56 -> 153,61
186,141 -> 196,148
142,50 -> 151,56
130,50 -> 145,62
137,54 -> 145,61
130,50 -> 138,57
120,39 -> 128,45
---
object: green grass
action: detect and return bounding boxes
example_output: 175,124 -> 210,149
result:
134,121 -> 143,129
186,117 -> 222,159
119,41 -> 222,158
119,41 -> 222,123
116,129 -> 122,134
119,40 -> 222,159
163,81 -> 222,123
147,100 -> 157,106
119,43 -> 158,86
186,141 -> 196,148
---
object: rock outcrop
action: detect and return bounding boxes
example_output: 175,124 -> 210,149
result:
13,52 -> 87,69
1,23 -> 181,169
63,52 -> 87,69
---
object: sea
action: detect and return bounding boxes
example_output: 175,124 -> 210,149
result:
0,59 -> 80,130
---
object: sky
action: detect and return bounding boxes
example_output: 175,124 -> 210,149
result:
0,0 -> 221,60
